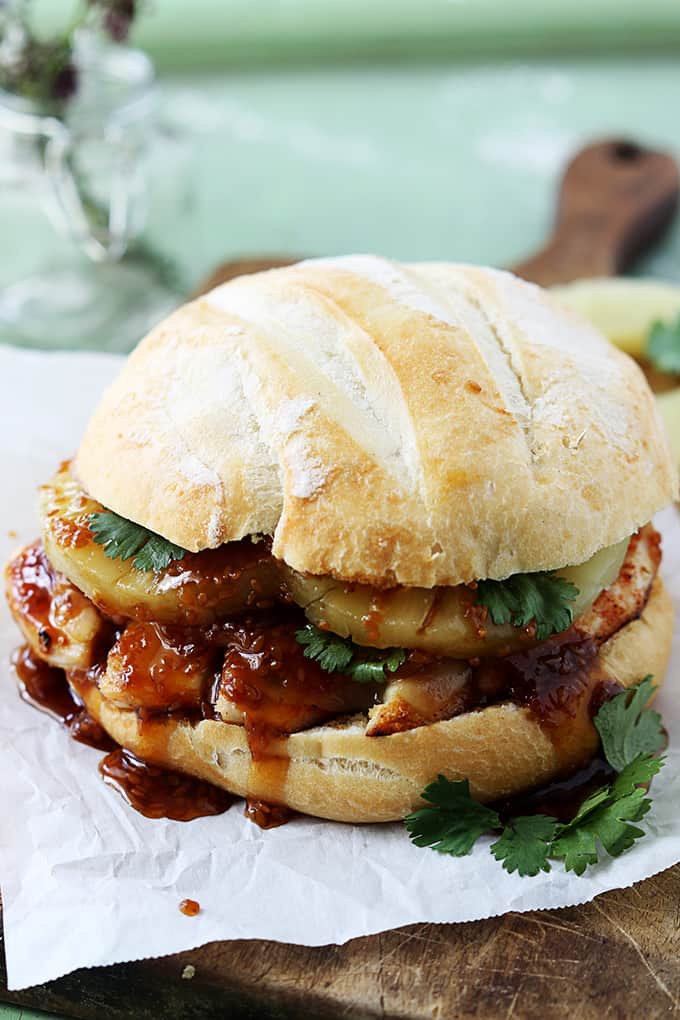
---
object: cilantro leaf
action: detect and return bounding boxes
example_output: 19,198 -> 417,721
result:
89,511 -> 188,574
295,624 -> 406,683
350,647 -> 407,683
405,678 -> 667,878
133,533 -> 189,573
594,676 -> 664,771
490,815 -> 558,876
560,784 -> 612,829
611,753 -> 664,798
295,626 -> 354,674
550,754 -> 663,875
551,787 -> 651,875
406,776 -> 500,856
647,315 -> 680,374
476,571 -> 579,641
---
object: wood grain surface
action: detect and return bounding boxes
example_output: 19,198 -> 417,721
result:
3,865 -> 680,1018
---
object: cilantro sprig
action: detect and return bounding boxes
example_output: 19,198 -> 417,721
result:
647,314 -> 680,375
549,755 -> 663,875
594,675 -> 663,771
408,778 -> 501,855
476,571 -> 579,641
295,624 -> 406,683
89,511 -> 188,573
490,814 -> 558,877
406,677 -> 666,877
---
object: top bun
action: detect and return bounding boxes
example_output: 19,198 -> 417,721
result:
75,256 -> 677,588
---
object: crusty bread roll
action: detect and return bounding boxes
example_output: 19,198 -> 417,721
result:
9,257 -> 676,825
74,257 -> 677,588
72,577 -> 673,822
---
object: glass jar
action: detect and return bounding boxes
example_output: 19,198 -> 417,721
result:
0,30 -> 186,351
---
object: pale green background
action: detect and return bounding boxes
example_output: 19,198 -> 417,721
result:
3,1 -> 680,1015
4,57 -> 680,353
31,0 -> 680,67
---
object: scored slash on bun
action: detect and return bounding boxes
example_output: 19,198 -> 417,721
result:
74,257 -> 677,588
72,578 -> 672,822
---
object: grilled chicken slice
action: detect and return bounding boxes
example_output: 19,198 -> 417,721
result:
97,621 -> 217,712
5,540 -> 108,670
574,524 -> 662,643
366,661 -> 472,736
215,617 -> 378,736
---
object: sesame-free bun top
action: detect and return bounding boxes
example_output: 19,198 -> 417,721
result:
75,257 -> 677,588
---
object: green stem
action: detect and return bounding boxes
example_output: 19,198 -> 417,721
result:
61,0 -> 92,41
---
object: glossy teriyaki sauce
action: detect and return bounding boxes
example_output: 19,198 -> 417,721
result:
503,630 -> 602,735
12,646 -> 235,822
244,798 -> 293,828
99,748 -> 234,821
13,645 -> 114,751
179,898 -> 201,917
216,614 -> 377,807
9,527 -> 652,829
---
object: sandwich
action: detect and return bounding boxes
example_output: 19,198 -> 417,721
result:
5,256 -> 677,823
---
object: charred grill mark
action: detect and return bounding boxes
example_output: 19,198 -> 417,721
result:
574,525 -> 661,644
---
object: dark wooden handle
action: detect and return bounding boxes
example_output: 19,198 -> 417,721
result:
512,139 -> 679,286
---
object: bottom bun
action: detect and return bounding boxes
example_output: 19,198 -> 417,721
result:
74,578 -> 674,823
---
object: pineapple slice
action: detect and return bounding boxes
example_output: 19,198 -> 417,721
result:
283,537 -> 628,658
39,463 -> 281,625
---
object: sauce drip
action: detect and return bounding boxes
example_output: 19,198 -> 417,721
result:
244,798 -> 293,829
179,898 -> 201,917
154,536 -> 282,621
99,748 -> 234,821
504,630 -> 601,735
8,542 -> 60,655
218,614 -> 376,806
13,645 -> 114,751
493,755 -> 616,825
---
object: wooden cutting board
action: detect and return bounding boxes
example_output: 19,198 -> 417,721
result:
2,139 -> 680,1020
2,867 -> 680,1019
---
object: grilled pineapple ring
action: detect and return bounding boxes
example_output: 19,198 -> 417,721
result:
283,538 -> 629,658
41,464 -> 629,652
39,463 -> 281,625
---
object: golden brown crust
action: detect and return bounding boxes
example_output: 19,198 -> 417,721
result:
74,258 -> 677,588
73,577 -> 673,823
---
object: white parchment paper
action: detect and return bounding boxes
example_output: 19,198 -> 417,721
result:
1,342 -> 680,990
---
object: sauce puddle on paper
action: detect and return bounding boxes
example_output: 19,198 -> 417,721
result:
99,748 -> 234,821
11,645 -> 293,826
14,645 -> 115,751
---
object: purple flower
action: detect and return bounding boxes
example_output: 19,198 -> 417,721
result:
101,0 -> 136,42
0,0 -> 141,106
50,61 -> 78,101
